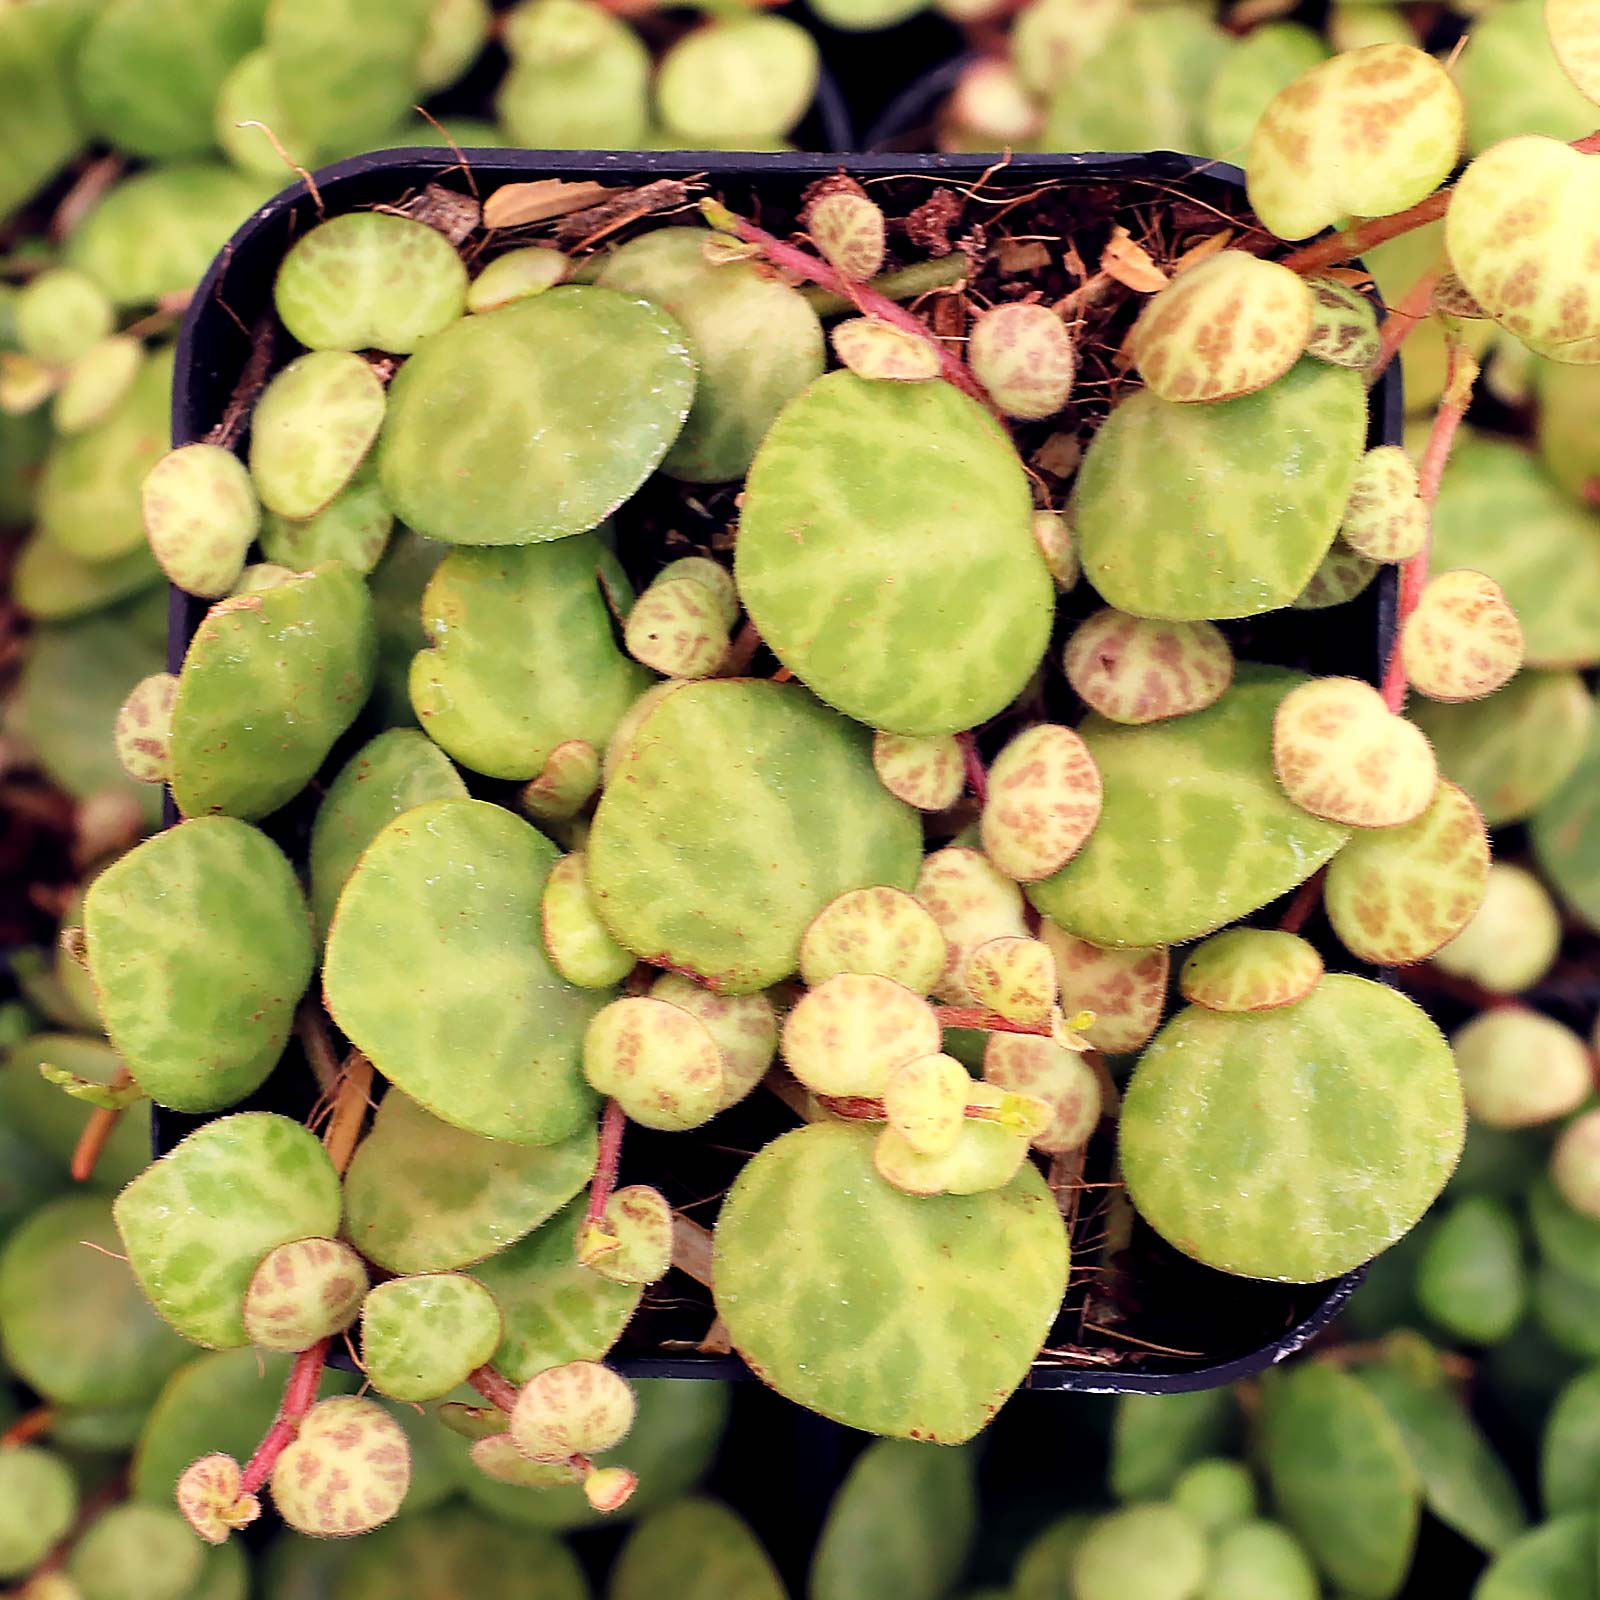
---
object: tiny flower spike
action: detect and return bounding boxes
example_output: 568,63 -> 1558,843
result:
1304,277 -> 1382,369
140,443 -> 261,598
980,724 -> 1103,883
582,997 -> 726,1131
780,974 -> 942,1098
1129,251 -> 1312,402
1272,676 -> 1439,827
806,184 -> 887,281
798,886 -> 949,994
269,1396 -> 411,1538
965,937 -> 1058,1025
241,1237 -> 368,1352
1340,446 -> 1428,563
831,317 -> 942,382
1062,610 -> 1233,726
113,672 -> 177,784
968,304 -> 1076,420
579,1184 -> 674,1285
872,732 -> 965,811
1399,569 -> 1524,702
176,1455 -> 261,1545
510,1361 -> 637,1464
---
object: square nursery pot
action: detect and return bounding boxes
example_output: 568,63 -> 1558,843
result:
158,146 -> 1402,1402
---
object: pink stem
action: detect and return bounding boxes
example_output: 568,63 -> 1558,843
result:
468,1365 -> 521,1413
1379,344 -> 1473,714
238,1339 -> 330,1495
585,1099 -> 626,1231
931,1005 -> 1053,1035
1369,263 -> 1443,382
709,205 -> 990,406
957,732 -> 988,806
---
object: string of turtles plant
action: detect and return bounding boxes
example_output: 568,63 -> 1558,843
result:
27,24 -> 1600,1556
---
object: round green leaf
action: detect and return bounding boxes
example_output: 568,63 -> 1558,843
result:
339,1504 -> 589,1600
361,1274 -> 502,1401
1074,358 -> 1366,620
1071,1504 -> 1208,1600
1028,668 -> 1349,948
258,460 -> 392,575
736,370 -> 1050,736
264,0 -> 429,153
1473,1514 -> 1598,1600
596,226 -> 824,482
1430,437 -> 1600,669
13,587 -> 168,829
274,213 -> 468,354
377,287 -> 695,546
66,165 -> 274,309
248,351 -> 385,521
1357,1354 -> 1527,1553
39,344 -> 172,564
811,1440 -> 977,1600
655,15 -> 817,142
1260,1363 -> 1421,1599
76,0 -> 259,158
1198,1521 -> 1318,1600
1533,711 -> 1600,927
69,1503 -> 203,1600
1109,1388 -> 1236,1502
1246,44 -> 1463,242
307,729 -> 467,939
343,1088 -> 596,1275
1530,1173 -> 1600,1288
170,562 -> 377,819
588,679 -> 922,993
1120,976 -> 1463,1283
114,1112 -> 343,1349
468,1195 -> 640,1383
1201,23 -> 1326,159
1324,779 -> 1490,966
2,1033 -> 152,1190
612,1499 -> 784,1600
12,529 -> 160,623
714,1120 -> 1068,1443
82,817 -> 313,1111
326,798 -> 604,1145
131,1348 -> 353,1505
1415,1196 -> 1527,1346
1414,671 -> 1595,825
1542,1368 -> 1600,1517
410,536 -> 650,779
0,1193 -> 189,1408
0,1448 -> 77,1581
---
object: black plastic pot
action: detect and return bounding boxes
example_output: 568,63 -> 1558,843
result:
163,145 -> 1401,1395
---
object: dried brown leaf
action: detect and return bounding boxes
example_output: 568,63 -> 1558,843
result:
483,179 -> 616,230
1099,226 -> 1168,292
